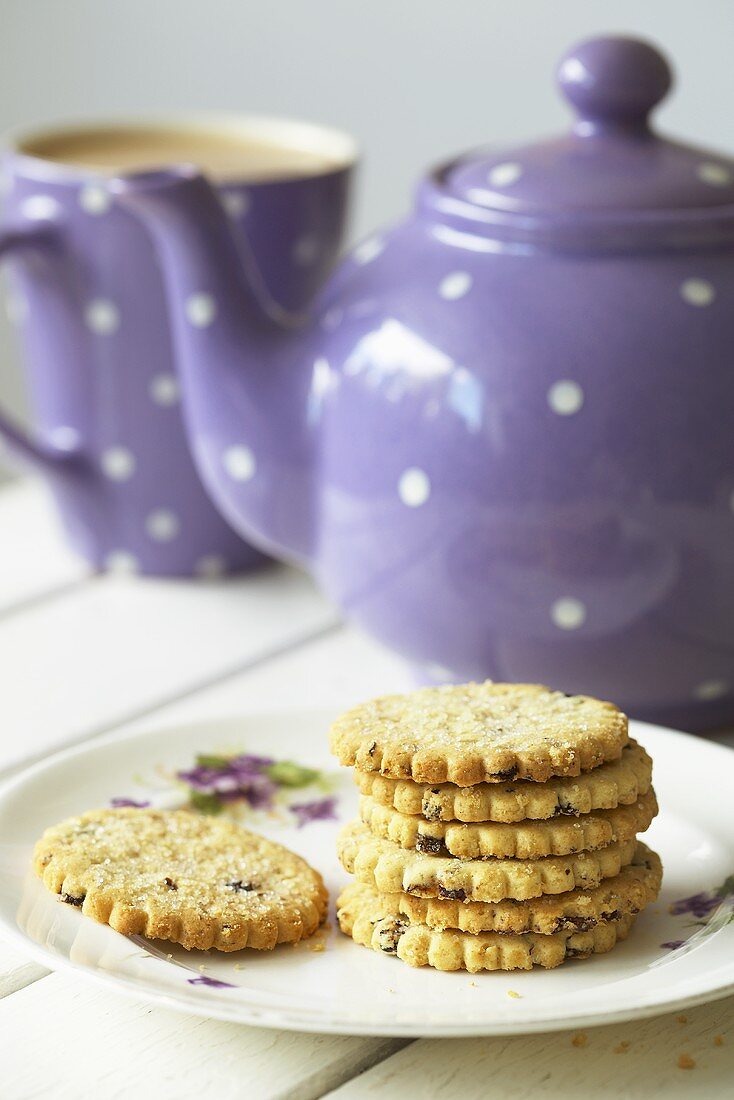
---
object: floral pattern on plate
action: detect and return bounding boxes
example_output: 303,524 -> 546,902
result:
111,748 -> 341,829
661,874 -> 734,950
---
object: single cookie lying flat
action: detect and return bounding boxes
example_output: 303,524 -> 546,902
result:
355,740 -> 652,823
343,843 -> 661,935
359,788 -> 658,860
337,883 -> 636,971
337,820 -> 637,903
330,682 -> 628,785
33,808 -> 328,951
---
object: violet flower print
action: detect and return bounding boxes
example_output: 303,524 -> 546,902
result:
176,749 -> 336,819
177,753 -> 279,814
110,797 -> 151,809
290,797 -> 339,828
187,974 -> 235,989
669,893 -> 722,920
661,873 -> 734,948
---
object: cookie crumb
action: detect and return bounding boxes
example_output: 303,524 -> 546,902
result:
677,1053 -> 695,1070
198,964 -> 207,972
309,940 -> 325,953
677,1014 -> 688,1024
469,981 -> 477,987
166,953 -> 173,960
387,987 -> 395,994
613,1041 -> 630,1054
507,989 -> 521,999
714,1035 -> 724,1047
571,1033 -> 588,1048
234,963 -> 243,971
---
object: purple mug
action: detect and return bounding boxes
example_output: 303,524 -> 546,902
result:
0,116 -> 355,575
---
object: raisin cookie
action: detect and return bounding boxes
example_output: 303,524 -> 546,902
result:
355,740 -> 652,823
342,843 -> 661,936
33,808 -> 328,951
337,883 -> 636,971
330,682 -> 628,785
359,788 -> 658,860
337,820 -> 637,903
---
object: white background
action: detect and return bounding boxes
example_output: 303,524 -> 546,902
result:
1,0 -> 733,477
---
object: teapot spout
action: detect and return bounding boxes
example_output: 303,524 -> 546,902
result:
113,167 -> 317,565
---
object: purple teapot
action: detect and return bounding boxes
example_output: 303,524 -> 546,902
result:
117,36 -> 734,732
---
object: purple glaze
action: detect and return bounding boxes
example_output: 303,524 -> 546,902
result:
117,38 -> 734,730
0,117 -> 354,575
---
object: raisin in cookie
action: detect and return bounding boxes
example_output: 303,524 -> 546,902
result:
337,882 -> 636,971
355,740 -> 652,823
33,808 -> 328,951
330,682 -> 628,785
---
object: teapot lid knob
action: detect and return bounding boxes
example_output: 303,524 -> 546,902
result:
557,35 -> 672,131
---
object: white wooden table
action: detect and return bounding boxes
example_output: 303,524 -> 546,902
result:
0,478 -> 732,1099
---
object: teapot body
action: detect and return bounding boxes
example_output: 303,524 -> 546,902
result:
311,213 -> 734,729
112,36 -> 734,729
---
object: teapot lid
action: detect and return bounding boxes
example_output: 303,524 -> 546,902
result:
443,36 -> 734,248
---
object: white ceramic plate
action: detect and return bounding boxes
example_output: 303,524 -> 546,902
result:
0,712 -> 732,1037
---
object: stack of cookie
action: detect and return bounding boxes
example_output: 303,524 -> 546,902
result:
331,682 -> 662,973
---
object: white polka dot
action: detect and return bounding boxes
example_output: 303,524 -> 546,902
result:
398,467 -> 431,507
551,597 -> 587,630
694,679 -> 729,701
680,278 -> 715,307
292,234 -> 321,266
100,446 -> 135,481
223,445 -> 256,482
145,509 -> 180,542
5,292 -> 28,325
49,425 -> 80,451
20,195 -> 59,220
85,298 -> 120,335
221,190 -> 250,218
488,162 -> 523,188
105,550 -> 139,575
149,373 -> 179,407
186,293 -> 217,327
79,184 -> 111,215
696,162 -> 732,187
353,238 -> 384,265
195,554 -> 227,578
439,272 -> 473,300
548,380 -> 584,416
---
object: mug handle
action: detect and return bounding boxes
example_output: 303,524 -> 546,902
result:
0,224 -> 82,476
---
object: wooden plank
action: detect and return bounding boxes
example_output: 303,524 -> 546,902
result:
0,973 -> 408,1100
0,943 -> 48,999
0,479 -> 88,612
325,997 -> 734,1099
0,565 -> 339,775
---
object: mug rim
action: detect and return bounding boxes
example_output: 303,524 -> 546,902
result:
2,110 -> 358,185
